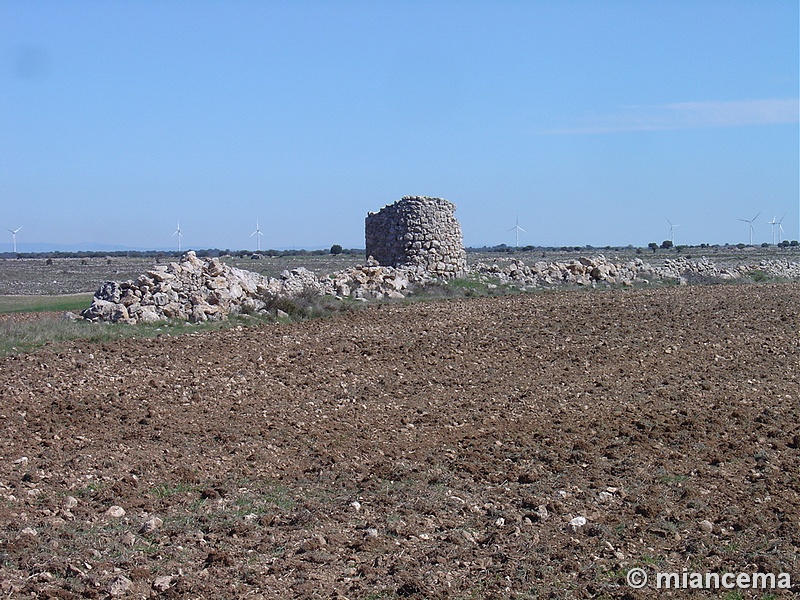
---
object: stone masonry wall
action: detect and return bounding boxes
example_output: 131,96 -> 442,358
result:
365,196 -> 467,278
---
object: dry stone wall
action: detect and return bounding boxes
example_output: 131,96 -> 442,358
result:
365,196 -> 467,278
80,252 -> 321,324
79,250 -> 800,324
80,252 -> 435,324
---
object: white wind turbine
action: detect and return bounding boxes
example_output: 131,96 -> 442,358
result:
250,221 -> 264,252
767,215 -> 779,245
172,222 -> 183,252
7,227 -> 21,253
777,213 -> 787,244
738,212 -> 760,245
665,218 -> 679,244
508,216 -> 526,249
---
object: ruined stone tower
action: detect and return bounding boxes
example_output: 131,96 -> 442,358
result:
365,196 -> 467,278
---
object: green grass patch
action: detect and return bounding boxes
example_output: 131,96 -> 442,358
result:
0,313 -> 276,357
411,276 -> 521,299
0,293 -> 94,314
150,481 -> 202,499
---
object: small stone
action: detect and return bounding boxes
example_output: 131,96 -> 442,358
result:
152,575 -> 173,592
139,516 -> 163,533
109,575 -> 133,597
495,517 -> 505,527
699,519 -> 714,534
63,496 -> 78,510
105,505 -> 126,518
365,528 -> 379,539
121,532 -> 136,547
350,501 -> 361,511
20,527 -> 37,537
568,516 -> 587,532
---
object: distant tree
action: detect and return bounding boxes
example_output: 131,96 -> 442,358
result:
791,240 -> 799,247
780,240 -> 790,248
736,243 -> 746,249
648,242 -> 658,253
661,240 -> 673,250
330,244 -> 343,255
761,242 -> 770,248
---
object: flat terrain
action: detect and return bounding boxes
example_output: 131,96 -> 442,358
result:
1,283 -> 798,598
1,246 -> 796,295
0,255 -> 367,296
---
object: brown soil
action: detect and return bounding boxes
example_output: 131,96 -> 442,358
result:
1,284 -> 798,599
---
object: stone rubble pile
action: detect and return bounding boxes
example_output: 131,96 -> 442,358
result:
81,252 -> 272,324
641,257 -> 741,282
470,255 -> 638,287
80,251 -> 800,324
750,258 -> 800,280
469,255 -> 800,287
628,256 -> 800,283
326,258 -> 435,301
80,252 -> 435,324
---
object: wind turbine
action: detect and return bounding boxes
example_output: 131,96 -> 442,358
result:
172,222 -> 183,252
738,212 -> 760,245
777,213 -> 787,244
7,227 -> 21,253
250,221 -> 264,252
508,216 -> 526,249
767,215 -> 779,245
665,218 -> 679,244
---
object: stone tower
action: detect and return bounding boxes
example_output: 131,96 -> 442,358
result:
365,196 -> 467,278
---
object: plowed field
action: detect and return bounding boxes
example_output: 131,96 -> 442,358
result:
1,284 -> 798,598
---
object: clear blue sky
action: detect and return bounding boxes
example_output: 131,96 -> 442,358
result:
1,0 -> 798,251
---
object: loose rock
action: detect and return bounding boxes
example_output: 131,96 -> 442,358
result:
105,505 -> 126,518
